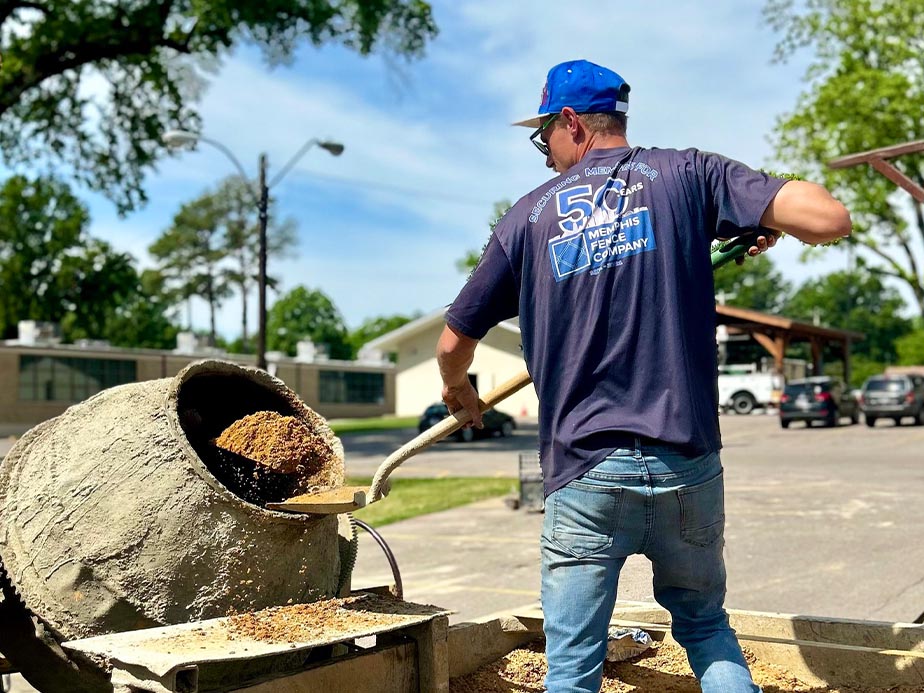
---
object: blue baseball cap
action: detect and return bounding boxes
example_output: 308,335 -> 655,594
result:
513,60 -> 630,128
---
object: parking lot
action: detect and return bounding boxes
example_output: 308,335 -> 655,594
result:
345,414 -> 924,624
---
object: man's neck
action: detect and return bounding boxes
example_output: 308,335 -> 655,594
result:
588,132 -> 630,150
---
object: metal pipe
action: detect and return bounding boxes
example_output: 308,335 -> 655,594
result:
352,518 -> 403,600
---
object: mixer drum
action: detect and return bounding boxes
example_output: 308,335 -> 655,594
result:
0,359 -> 344,646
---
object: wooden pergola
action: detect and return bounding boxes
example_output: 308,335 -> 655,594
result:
716,305 -> 865,383
828,139 -> 924,203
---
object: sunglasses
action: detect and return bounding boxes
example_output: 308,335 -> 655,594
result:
530,114 -> 558,156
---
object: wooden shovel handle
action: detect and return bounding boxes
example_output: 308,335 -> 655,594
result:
368,370 -> 533,501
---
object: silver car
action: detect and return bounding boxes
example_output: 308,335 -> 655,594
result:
860,374 -> 924,427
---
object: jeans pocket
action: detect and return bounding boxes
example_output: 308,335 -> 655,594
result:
678,470 -> 725,548
548,480 -> 623,559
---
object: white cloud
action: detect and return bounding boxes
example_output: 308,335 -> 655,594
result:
76,0 -> 887,339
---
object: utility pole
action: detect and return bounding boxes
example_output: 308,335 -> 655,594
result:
257,154 -> 269,372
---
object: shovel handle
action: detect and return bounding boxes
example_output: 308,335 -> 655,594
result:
367,233 -> 776,503
710,230 -> 768,269
368,370 -> 534,501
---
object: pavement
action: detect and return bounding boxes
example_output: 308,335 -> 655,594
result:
5,413 -> 924,691
348,414 -> 924,626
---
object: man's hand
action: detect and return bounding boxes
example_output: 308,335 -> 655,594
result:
735,229 -> 781,265
442,380 -> 483,429
436,324 -> 483,428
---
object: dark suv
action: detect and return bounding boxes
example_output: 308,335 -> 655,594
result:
860,374 -> 924,427
779,377 -> 859,429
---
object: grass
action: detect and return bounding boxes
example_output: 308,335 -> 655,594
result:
347,476 -> 516,527
328,416 -> 418,435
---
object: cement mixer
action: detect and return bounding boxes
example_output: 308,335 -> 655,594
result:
0,360 -> 355,692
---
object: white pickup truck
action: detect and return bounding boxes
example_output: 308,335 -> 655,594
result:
717,364 -> 784,415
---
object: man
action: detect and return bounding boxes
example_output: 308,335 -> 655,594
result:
436,60 -> 850,693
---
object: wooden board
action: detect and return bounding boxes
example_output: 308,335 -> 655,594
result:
266,486 -> 367,514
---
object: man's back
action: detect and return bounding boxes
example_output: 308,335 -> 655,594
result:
448,145 -> 785,494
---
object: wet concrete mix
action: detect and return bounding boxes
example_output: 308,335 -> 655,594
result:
449,641 -> 923,693
211,411 -> 339,503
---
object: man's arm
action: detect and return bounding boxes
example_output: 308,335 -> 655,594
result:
760,180 -> 852,244
436,324 -> 483,428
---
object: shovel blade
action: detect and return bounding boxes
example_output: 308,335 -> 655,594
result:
267,486 -> 367,515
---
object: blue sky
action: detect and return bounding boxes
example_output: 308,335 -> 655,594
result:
74,0 -> 853,337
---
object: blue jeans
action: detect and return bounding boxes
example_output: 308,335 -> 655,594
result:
540,442 -> 760,693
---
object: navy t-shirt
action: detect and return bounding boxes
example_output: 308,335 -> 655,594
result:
445,146 -> 786,496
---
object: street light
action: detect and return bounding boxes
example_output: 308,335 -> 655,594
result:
162,129 -> 344,370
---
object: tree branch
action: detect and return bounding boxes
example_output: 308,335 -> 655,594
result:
856,235 -> 913,282
0,1 -> 182,115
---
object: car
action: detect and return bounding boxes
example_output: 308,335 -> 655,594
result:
779,376 -> 859,429
859,374 -> 924,427
417,402 -> 517,442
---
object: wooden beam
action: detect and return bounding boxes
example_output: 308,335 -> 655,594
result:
843,339 -> 852,385
811,338 -> 824,375
752,332 -> 788,372
828,139 -> 924,168
868,158 -> 924,203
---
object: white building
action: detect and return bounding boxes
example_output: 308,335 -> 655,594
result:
364,308 -> 538,418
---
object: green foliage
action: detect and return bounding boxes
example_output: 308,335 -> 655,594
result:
0,174 -> 178,345
783,268 -> 912,362
102,293 -> 180,350
348,312 -> 419,357
457,199 -> 512,276
57,239 -> 143,342
765,0 -> 924,318
896,329 -> 924,365
713,254 -> 791,313
266,285 -> 351,359
824,355 -> 885,389
0,0 -> 438,213
150,191 -> 234,345
0,175 -> 88,338
328,416 -> 418,435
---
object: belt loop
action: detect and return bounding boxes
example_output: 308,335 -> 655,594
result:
633,436 -> 642,459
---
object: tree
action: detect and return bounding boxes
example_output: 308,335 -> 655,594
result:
216,176 -> 296,353
896,329 -> 924,365
0,175 -> 87,338
713,254 -> 791,314
765,0 -> 924,318
266,286 -> 351,359
349,312 -> 419,357
0,174 -> 179,345
457,200 -> 512,276
783,268 -> 912,363
150,193 -> 233,345
57,239 -> 140,342
0,1 -> 438,213
101,290 -> 180,350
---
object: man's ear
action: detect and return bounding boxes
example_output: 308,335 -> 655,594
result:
561,107 -> 580,136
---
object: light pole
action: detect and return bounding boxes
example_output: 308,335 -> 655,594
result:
162,130 -> 344,370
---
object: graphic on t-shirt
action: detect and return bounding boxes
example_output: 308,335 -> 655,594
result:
548,207 -> 656,282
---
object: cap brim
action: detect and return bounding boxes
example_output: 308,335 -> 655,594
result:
512,115 -> 545,128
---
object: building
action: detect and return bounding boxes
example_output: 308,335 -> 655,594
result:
0,324 -> 395,435
365,309 -> 536,418
366,306 -> 865,418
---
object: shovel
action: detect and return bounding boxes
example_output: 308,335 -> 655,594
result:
267,231 -> 765,515
267,370 -> 534,514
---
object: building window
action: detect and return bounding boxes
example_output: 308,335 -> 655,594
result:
19,355 -> 137,402
319,371 -> 385,404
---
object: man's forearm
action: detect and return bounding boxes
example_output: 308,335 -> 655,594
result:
436,325 -> 478,387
